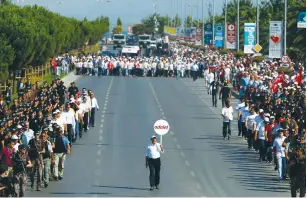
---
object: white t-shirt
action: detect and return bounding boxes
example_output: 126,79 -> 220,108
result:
256,120 -> 266,140
222,106 -> 233,122
146,143 -> 164,159
273,136 -> 286,157
246,114 -> 257,130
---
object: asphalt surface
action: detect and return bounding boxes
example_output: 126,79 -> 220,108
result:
26,76 -> 290,197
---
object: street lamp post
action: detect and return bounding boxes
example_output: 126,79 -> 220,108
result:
212,0 -> 215,45
237,0 -> 240,51
256,0 -> 259,44
202,0 -> 204,45
284,0 -> 287,54
224,0 -> 228,49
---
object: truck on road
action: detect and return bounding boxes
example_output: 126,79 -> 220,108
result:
113,34 -> 126,49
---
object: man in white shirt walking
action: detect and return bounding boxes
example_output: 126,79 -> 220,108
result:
145,135 -> 164,191
273,129 -> 287,181
221,99 -> 233,140
89,92 -> 99,127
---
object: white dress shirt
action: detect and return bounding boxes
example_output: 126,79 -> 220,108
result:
23,129 -> 34,144
273,136 -> 286,157
90,97 -> 99,109
146,143 -> 164,159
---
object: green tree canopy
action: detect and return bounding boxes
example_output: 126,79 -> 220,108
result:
117,17 -> 122,26
0,3 -> 109,81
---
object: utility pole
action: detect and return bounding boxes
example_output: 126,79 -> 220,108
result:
202,0 -> 204,45
212,0 -> 215,45
224,0 -> 228,49
237,0 -> 240,51
284,0 -> 287,54
256,0 -> 259,44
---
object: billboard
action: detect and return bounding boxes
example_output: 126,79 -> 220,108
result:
190,27 -> 197,42
195,28 -> 202,45
244,23 -> 256,54
297,12 -> 306,28
214,24 -> 224,48
269,21 -> 283,59
226,24 -> 236,49
164,26 -> 177,35
204,23 -> 213,45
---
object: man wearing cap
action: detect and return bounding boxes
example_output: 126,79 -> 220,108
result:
273,129 -> 287,180
255,117 -> 269,161
145,135 -> 164,191
28,130 -> 43,191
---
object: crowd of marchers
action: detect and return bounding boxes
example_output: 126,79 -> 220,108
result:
0,67 -> 99,196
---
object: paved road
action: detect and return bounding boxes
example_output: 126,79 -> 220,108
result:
26,76 -> 290,197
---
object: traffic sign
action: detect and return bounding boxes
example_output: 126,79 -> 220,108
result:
253,43 -> 262,53
281,54 -> 290,64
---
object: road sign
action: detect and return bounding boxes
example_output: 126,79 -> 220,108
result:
153,120 -> 169,136
281,54 -> 290,64
253,43 -> 262,53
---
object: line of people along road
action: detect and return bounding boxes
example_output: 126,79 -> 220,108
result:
0,77 -> 99,197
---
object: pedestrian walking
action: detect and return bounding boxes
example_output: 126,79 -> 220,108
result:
219,82 -> 231,108
145,135 -> 164,191
210,77 -> 219,107
89,93 -> 99,127
221,99 -> 233,140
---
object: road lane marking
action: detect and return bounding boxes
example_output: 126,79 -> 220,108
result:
190,171 -> 196,177
173,137 -> 178,142
176,144 -> 181,149
170,131 -> 174,135
97,150 -> 102,156
101,119 -> 104,123
180,152 -> 185,158
99,135 -> 103,141
99,130 -> 103,134
101,114 -> 105,118
196,183 -> 202,190
185,160 -> 190,167
102,110 -> 106,114
96,159 -> 101,165
100,124 -> 103,128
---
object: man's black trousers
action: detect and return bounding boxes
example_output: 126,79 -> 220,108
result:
148,158 -> 161,187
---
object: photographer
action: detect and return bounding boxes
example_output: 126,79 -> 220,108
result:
12,144 -> 32,197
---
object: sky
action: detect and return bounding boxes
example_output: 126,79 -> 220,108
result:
14,0 -> 225,30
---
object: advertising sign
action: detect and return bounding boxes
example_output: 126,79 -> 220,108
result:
226,24 -> 236,49
269,21 -> 283,59
204,23 -> 213,45
297,12 -> 306,28
184,28 -> 191,41
163,26 -> 177,35
214,24 -> 224,48
190,27 -> 197,42
244,23 -> 256,54
195,28 -> 202,45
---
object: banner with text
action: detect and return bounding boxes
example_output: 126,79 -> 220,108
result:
269,21 -> 283,59
297,12 -> 306,28
214,24 -> 224,48
164,26 -> 177,36
226,24 -> 236,49
195,28 -> 202,45
176,27 -> 185,41
204,23 -> 213,45
244,23 -> 256,54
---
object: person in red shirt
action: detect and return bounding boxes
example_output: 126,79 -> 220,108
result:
265,116 -> 277,163
108,61 -> 114,76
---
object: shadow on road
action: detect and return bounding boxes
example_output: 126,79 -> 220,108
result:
92,185 -> 149,191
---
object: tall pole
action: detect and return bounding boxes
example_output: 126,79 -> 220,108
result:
284,0 -> 287,54
224,0 -> 227,49
202,0 -> 204,45
237,0 -> 240,51
256,0 -> 259,44
212,0 -> 215,45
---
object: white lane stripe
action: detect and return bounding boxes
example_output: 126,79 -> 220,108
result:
97,144 -> 102,148
99,130 -> 103,134
170,131 -> 174,135
101,114 -> 105,118
180,152 -> 185,158
101,119 -> 104,123
196,182 -> 202,190
176,144 -> 181,149
102,110 -> 106,114
190,171 -> 196,177
96,159 -> 101,165
173,137 -> 178,142
99,135 -> 103,141
100,124 -> 103,128
185,160 -> 190,167
97,150 -> 102,156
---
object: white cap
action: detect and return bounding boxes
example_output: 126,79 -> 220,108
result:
151,135 -> 157,139
17,125 -> 22,129
259,109 -> 264,113
264,117 -> 270,122
11,135 -> 18,140
264,113 -> 270,117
